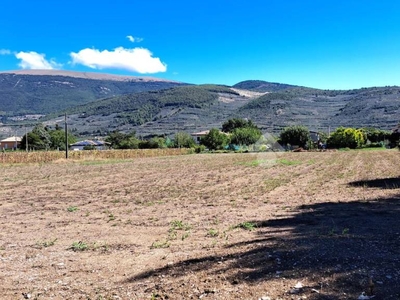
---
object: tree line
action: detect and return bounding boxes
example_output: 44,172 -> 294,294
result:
12,119 -> 400,152
279,125 -> 398,149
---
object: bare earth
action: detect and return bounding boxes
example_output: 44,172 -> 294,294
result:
1,151 -> 400,299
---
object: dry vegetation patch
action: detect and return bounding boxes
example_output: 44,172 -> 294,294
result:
0,151 -> 400,299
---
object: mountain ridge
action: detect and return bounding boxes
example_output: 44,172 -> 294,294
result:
0,69 -> 180,83
0,70 -> 399,138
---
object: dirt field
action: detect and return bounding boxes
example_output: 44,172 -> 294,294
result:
1,150 -> 400,299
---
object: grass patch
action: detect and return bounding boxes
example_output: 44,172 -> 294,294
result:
67,206 -> 78,212
264,177 -> 290,192
70,241 -> 89,251
169,220 -> 191,231
277,159 -> 302,166
151,240 -> 170,249
238,159 -> 276,167
34,238 -> 57,249
168,220 -> 192,241
359,147 -> 388,151
234,222 -> 256,231
207,228 -> 219,237
79,159 -> 134,166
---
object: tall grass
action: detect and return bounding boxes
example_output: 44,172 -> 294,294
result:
0,148 -> 190,164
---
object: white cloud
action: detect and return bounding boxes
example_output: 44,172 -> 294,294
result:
126,35 -> 143,43
15,51 -> 60,69
70,47 -> 167,73
0,49 -> 11,55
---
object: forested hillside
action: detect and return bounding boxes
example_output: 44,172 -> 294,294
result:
0,71 -> 183,116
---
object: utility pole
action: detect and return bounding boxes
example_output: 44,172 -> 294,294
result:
14,129 -> 17,150
65,113 -> 68,159
25,126 -> 28,151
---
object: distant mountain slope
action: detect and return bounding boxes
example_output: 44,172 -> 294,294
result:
0,70 -> 177,82
236,87 -> 400,132
233,80 -> 299,92
54,85 -> 251,136
0,70 -> 184,116
1,70 -> 399,139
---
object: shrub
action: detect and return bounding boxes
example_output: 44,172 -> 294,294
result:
173,132 -> 195,148
279,125 -> 310,148
327,127 -> 365,149
195,144 -> 206,153
200,128 -> 230,150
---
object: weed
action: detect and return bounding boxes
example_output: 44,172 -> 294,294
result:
181,232 -> 190,240
207,228 -> 219,237
167,231 -> 177,240
235,222 -> 256,231
151,240 -> 170,249
107,214 -> 116,222
93,242 -> 109,252
170,220 -> 191,231
67,206 -> 78,212
70,241 -> 89,251
342,228 -> 350,235
35,238 -> 57,249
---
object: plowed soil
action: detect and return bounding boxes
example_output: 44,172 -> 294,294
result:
1,150 -> 400,299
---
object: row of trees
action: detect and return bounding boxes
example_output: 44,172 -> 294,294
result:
15,119 -> 399,152
104,118 -> 263,151
279,125 -> 396,149
19,124 -> 77,151
105,130 -> 196,149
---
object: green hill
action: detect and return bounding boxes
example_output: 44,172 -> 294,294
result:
232,80 -> 299,92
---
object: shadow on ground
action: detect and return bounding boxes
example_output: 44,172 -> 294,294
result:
349,177 -> 400,189
126,179 -> 400,299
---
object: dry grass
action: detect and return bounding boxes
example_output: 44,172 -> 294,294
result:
0,148 -> 189,164
1,150 -> 400,299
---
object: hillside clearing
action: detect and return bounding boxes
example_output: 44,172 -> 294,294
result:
1,151 -> 399,299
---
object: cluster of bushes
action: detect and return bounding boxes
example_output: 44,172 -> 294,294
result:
200,118 -> 263,150
278,125 -> 396,150
105,118 -> 264,152
105,130 -> 197,150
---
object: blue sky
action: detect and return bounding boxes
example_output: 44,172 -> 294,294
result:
1,0 -> 400,89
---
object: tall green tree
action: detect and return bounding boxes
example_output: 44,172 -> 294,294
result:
200,128 -> 230,150
279,125 -> 310,148
105,131 -> 138,149
361,128 -> 391,143
49,128 -> 77,150
20,124 -> 51,150
231,127 -> 262,146
221,118 -> 262,146
222,118 -> 258,133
